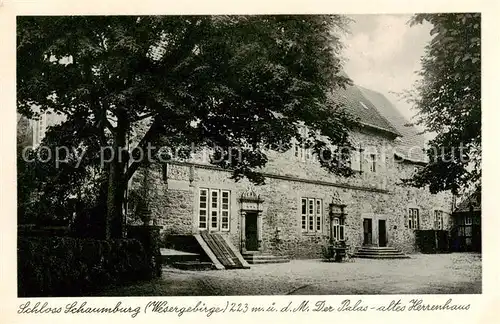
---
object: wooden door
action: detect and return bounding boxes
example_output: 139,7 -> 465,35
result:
378,219 -> 387,247
245,212 -> 258,251
363,218 -> 372,245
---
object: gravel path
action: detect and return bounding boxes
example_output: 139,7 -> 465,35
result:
98,253 -> 481,296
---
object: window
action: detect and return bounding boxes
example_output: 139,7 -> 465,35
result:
33,112 -> 47,147
369,154 -> 376,172
351,149 -> 362,172
408,208 -> 420,229
199,188 -> 230,231
308,198 -> 314,231
434,210 -> 444,230
199,189 -> 208,229
465,216 -> 472,225
316,200 -> 322,231
301,199 -> 307,229
301,198 -> 322,233
210,189 -> 219,229
221,191 -> 230,230
332,217 -> 345,241
161,164 -> 168,182
294,126 -> 313,161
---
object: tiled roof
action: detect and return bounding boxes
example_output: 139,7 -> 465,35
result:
331,85 -> 401,137
357,86 -> 428,163
454,189 -> 481,213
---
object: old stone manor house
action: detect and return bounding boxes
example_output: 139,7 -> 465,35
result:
132,83 -> 453,259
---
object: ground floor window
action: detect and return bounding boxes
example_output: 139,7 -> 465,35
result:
199,188 -> 230,231
434,210 -> 444,230
301,198 -> 322,233
408,208 -> 420,229
332,217 -> 345,241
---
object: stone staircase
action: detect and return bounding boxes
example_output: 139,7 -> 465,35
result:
164,234 -> 250,270
353,246 -> 410,259
242,252 -> 290,264
199,232 -> 250,269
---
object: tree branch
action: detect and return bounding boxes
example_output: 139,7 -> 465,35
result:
125,118 -> 164,180
130,112 -> 155,123
104,118 -> 116,132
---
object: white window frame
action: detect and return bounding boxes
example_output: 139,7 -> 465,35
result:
293,126 -> 313,161
316,200 -> 322,232
369,154 -> 377,173
301,197 -> 322,233
408,208 -> 420,230
332,217 -> 345,241
198,188 -> 208,229
209,189 -> 219,230
308,198 -> 314,231
220,190 -> 230,231
351,148 -> 362,172
33,111 -> 47,147
301,198 -> 307,230
434,210 -> 444,230
199,188 -> 230,231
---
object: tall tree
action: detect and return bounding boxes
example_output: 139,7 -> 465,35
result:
17,16 -> 355,238
403,13 -> 481,194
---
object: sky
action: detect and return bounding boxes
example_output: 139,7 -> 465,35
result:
341,14 -> 433,133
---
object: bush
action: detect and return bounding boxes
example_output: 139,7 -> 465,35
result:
415,230 -> 451,254
18,236 -> 155,297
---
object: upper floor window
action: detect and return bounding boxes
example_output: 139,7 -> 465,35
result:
465,216 -> 473,225
351,149 -> 362,172
199,188 -> 230,231
293,126 -> 314,161
408,208 -> 420,229
301,197 -> 322,233
32,112 -> 47,147
434,210 -> 444,230
368,154 -> 377,173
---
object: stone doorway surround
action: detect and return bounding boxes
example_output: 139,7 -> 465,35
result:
360,213 -> 388,247
239,188 -> 264,253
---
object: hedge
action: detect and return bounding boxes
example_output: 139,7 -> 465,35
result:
18,236 -> 155,297
415,230 -> 450,254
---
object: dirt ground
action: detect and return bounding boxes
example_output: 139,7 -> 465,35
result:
96,252 -> 481,296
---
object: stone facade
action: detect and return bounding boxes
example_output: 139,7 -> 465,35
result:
128,126 -> 453,259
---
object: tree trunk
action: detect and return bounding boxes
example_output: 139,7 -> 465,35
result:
106,109 -> 129,239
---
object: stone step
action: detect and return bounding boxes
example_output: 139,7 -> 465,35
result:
356,250 -> 405,255
357,247 -> 401,251
354,254 -> 410,259
245,258 -> 291,264
171,261 -> 216,271
242,253 -> 290,264
243,254 -> 288,260
353,246 -> 410,259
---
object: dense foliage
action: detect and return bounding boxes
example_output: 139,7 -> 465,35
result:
17,236 -> 154,296
404,13 -> 481,194
17,16 -> 355,237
